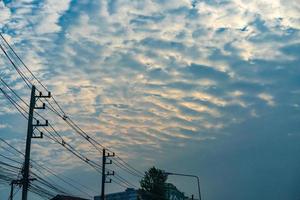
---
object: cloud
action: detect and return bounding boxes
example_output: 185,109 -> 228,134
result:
0,123 -> 9,129
258,93 -> 276,106
34,0 -> 72,34
1,0 -> 299,152
0,2 -> 11,27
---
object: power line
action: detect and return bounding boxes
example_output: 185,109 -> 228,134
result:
0,86 -> 94,198
41,126 -> 139,193
113,157 -> 144,178
43,131 -> 103,173
0,33 -> 144,193
0,43 -> 31,88
0,34 -> 46,91
0,144 -> 89,199
0,87 -> 28,119
0,137 -> 94,197
0,153 -> 23,165
41,99 -> 144,182
0,77 -> 29,107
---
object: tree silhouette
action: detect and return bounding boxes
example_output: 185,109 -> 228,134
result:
139,167 -> 167,200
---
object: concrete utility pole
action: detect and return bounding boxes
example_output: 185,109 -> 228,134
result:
22,85 -> 50,200
101,148 -> 115,200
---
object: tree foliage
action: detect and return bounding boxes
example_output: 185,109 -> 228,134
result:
139,167 -> 168,200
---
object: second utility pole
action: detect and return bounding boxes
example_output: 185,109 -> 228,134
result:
101,148 -> 115,200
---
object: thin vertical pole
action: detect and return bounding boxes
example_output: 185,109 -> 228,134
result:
196,176 -> 201,200
10,181 -> 14,200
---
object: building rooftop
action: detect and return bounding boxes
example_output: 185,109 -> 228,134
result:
51,195 -> 90,200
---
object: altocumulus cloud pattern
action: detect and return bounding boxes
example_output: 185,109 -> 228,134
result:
0,0 -> 300,200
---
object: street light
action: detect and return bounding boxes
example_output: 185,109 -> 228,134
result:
164,171 -> 202,200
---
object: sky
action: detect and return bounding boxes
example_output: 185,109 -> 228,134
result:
0,0 -> 300,199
